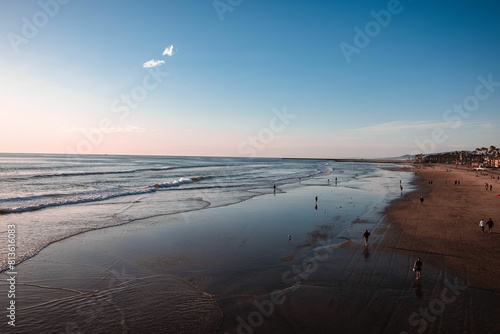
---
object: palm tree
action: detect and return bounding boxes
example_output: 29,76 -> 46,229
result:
489,145 -> 499,167
478,147 -> 488,165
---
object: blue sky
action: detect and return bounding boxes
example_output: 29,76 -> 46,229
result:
0,0 -> 499,158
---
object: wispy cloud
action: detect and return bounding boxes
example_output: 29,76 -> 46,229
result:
59,126 -> 148,133
481,123 -> 494,129
349,120 -> 495,134
103,125 -> 148,133
162,45 -> 175,56
143,59 -> 165,68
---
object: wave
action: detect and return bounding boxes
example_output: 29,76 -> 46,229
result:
0,188 -> 156,214
0,177 -> 203,215
148,167 -> 173,171
8,163 -> 248,181
0,164 -> 325,214
274,169 -> 323,184
0,193 -> 67,204
8,166 -> 177,180
153,177 -> 194,188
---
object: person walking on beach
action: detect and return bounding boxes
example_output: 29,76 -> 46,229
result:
363,230 -> 371,245
413,257 -> 423,281
487,218 -> 494,233
479,219 -> 486,233
420,196 -> 424,205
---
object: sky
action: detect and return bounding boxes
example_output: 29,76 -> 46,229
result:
0,0 -> 499,158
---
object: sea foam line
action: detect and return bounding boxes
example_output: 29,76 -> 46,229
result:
0,177 -> 200,214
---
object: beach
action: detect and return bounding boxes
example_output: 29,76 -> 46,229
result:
381,164 -> 500,333
215,164 -> 500,333
2,162 -> 500,333
385,165 -> 500,293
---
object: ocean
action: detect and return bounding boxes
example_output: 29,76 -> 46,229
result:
0,153 -> 416,332
0,154 -> 413,273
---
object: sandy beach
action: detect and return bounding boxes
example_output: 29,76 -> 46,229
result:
2,164 -> 500,333
380,164 -> 500,333
385,165 -> 500,292
215,164 -> 500,333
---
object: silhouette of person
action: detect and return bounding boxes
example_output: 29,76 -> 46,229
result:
363,230 -> 370,245
486,218 -> 494,233
413,257 -> 423,281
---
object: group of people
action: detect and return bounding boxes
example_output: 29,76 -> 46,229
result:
479,218 -> 494,233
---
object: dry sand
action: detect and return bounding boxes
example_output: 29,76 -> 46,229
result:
384,164 -> 500,292
375,164 -> 500,333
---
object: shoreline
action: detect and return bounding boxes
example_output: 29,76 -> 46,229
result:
2,163 -> 499,333
0,154 -> 328,273
216,164 -> 500,333
0,159 -> 403,274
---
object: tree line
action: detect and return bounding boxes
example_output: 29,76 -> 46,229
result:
413,145 -> 499,167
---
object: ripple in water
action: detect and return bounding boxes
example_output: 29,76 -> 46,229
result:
12,275 -> 222,333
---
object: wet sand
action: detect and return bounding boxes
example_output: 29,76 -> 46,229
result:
2,166 -> 500,333
211,165 -> 500,333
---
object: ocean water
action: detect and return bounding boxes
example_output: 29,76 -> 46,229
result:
0,154 -> 416,333
0,154 -> 413,273
0,154 -> 325,214
0,154 -> 332,271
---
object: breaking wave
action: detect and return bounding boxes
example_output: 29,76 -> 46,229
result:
0,177 -> 203,215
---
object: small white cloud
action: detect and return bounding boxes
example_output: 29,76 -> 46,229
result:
162,45 -> 175,56
143,59 -> 165,68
